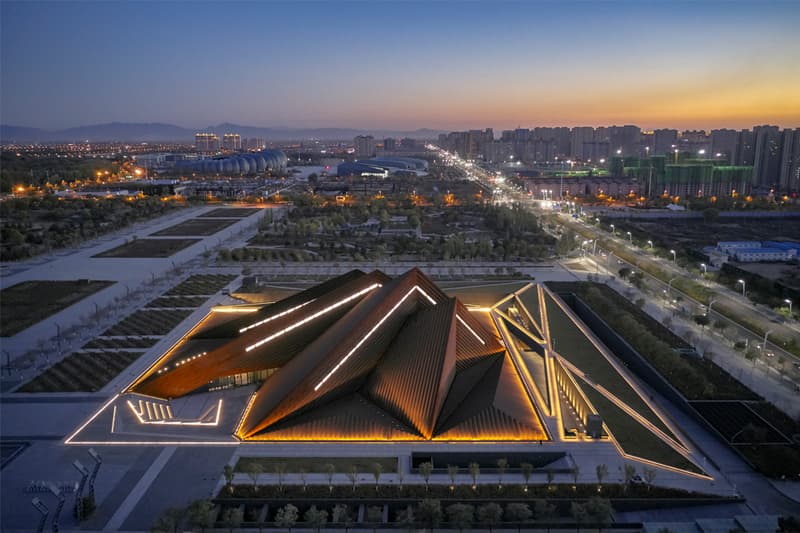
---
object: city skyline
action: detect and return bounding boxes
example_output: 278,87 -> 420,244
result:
2,1 -> 799,131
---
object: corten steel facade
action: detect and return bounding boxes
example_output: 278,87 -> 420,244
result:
126,268 -> 548,442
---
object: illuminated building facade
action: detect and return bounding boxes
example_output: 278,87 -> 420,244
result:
66,269 -> 708,479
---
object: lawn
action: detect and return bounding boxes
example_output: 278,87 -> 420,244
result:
690,401 -> 789,444
200,207 -> 261,218
578,380 -> 703,475
544,293 -> 677,440
0,280 -> 114,337
150,218 -> 238,236
549,281 -> 758,401
93,238 -> 200,258
236,456 -> 398,474
19,350 -> 143,392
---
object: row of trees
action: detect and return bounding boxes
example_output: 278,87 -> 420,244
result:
224,460 -> 654,497
153,497 -> 613,532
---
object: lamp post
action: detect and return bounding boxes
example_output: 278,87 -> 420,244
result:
647,240 -> 653,249
668,277 -> 677,296
708,298 -> 717,316
700,263 -> 708,275
626,231 -> 632,243
610,224 -> 616,236
670,249 -> 676,263
737,279 -> 746,297
762,330 -> 773,355
785,299 -> 793,314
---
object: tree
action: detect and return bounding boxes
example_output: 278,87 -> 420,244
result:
222,506 -> 243,533
570,501 -> 589,528
346,465 -> 359,492
246,462 -> 263,492
584,497 -> 613,529
702,207 -> 720,225
324,463 -> 336,493
496,458 -> 509,489
397,467 -> 405,492
274,504 -> 299,532
304,506 -> 328,532
469,461 -> 480,489
299,469 -> 308,492
533,499 -> 557,522
447,464 -> 459,491
274,462 -> 287,493
546,468 -> 555,489
370,461 -> 383,492
446,503 -> 475,531
223,464 -> 234,493
477,503 -> 503,530
555,229 -> 577,257
505,502 -> 532,523
419,461 -> 433,490
623,464 -> 636,492
396,505 -> 415,531
365,505 -> 383,524
693,314 -> 710,332
151,506 -> 184,533
186,499 -> 214,533
520,462 -> 533,492
331,504 -> 352,527
596,463 -> 608,490
618,267 -> 632,280
643,467 -> 657,489
417,499 -> 443,528
571,464 -> 580,488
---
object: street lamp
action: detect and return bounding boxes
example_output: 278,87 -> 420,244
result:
708,298 -> 717,316
700,263 -> 708,275
785,299 -> 793,314
668,277 -> 677,296
610,224 -> 616,236
647,240 -> 653,249
670,249 -> 676,263
626,231 -> 632,243
737,279 -> 746,297
762,330 -> 773,355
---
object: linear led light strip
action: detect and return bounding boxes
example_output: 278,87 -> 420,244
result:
245,284 -> 382,352
456,314 -> 485,345
314,285 -> 437,392
239,300 -> 315,333
127,399 -> 223,426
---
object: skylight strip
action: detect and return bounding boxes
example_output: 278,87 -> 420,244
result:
457,314 -> 485,345
239,300 -> 315,333
314,285 -> 436,392
244,284 -> 381,352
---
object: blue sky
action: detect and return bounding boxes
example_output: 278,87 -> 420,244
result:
1,1 -> 798,130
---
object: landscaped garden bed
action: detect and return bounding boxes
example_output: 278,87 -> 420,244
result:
150,217 -> 238,236
101,309 -> 193,336
144,296 -> 209,309
93,238 -> 200,258
164,274 -> 237,296
199,207 -> 261,218
19,350 -> 143,392
0,280 -> 114,337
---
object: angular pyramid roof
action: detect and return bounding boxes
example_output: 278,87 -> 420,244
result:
127,268 -> 548,442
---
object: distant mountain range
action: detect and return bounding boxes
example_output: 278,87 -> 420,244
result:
0,122 -> 446,143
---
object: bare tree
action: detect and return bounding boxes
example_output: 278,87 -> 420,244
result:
520,462 -> 533,492
419,461 -> 433,491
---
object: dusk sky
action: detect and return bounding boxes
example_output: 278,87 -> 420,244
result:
1,1 -> 799,131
